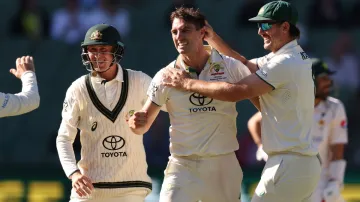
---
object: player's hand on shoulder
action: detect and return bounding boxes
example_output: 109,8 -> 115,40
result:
128,111 -> 148,131
10,56 -> 35,79
161,67 -> 191,90
70,171 -> 94,197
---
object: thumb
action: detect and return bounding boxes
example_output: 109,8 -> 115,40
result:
9,69 -> 16,75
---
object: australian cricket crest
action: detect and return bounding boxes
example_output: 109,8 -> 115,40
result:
90,30 -> 103,40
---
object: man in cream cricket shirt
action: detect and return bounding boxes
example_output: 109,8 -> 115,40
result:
161,1 -> 321,201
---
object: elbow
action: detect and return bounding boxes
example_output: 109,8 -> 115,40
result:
33,93 -> 40,110
27,93 -> 40,112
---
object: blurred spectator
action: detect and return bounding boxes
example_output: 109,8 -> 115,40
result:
51,0 -> 87,45
9,0 -> 50,40
85,0 -> 130,38
307,0 -> 348,29
164,0 -> 198,28
324,32 -> 360,105
235,0 -> 266,28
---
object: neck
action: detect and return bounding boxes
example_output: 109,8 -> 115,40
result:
272,37 -> 295,53
98,64 -> 118,81
181,48 -> 210,72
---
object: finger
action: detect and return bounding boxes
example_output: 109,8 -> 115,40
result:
25,56 -> 30,63
82,177 -> 94,190
9,69 -> 16,75
80,183 -> 91,195
75,183 -> 87,196
16,58 -> 21,68
21,56 -> 26,64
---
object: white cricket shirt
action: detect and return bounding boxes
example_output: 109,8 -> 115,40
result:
148,47 -> 250,156
255,40 -> 318,156
312,97 -> 348,167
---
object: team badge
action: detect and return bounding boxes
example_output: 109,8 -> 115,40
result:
125,110 -> 135,122
318,119 -> 324,126
90,30 -> 102,40
209,62 -> 225,76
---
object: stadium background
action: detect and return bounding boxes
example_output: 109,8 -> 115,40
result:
1,0 -> 360,201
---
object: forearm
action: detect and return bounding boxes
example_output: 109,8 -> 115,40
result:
185,79 -> 249,102
130,125 -> 151,135
56,121 -> 79,178
248,112 -> 262,146
207,34 -> 258,73
207,34 -> 247,64
0,71 -> 40,117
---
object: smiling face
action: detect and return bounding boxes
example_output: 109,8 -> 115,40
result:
171,18 -> 204,55
86,45 -> 115,72
258,21 -> 291,53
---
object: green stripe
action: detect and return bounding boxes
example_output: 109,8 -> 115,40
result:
255,72 -> 275,90
93,181 -> 152,190
85,68 -> 129,123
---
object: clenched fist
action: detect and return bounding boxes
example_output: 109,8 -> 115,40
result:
128,111 -> 148,133
10,56 -> 35,79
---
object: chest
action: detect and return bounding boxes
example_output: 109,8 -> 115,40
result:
311,106 -> 335,142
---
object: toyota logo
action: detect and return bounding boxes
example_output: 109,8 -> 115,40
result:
102,136 -> 125,150
189,93 -> 213,106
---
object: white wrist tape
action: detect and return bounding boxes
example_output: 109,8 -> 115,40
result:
328,160 -> 346,184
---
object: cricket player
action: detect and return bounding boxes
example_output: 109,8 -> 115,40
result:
128,7 -> 257,202
56,24 -> 153,202
0,56 -> 39,118
161,1 -> 322,201
249,58 -> 348,202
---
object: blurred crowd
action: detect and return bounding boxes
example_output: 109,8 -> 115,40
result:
5,0 -> 360,170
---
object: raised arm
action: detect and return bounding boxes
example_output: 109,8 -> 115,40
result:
204,21 -> 259,73
0,56 -> 40,117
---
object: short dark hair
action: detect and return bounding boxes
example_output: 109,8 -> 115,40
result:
289,23 -> 300,39
170,7 -> 206,30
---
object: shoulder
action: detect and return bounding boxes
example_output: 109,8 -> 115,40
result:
68,75 -> 87,92
124,68 -> 151,80
326,97 -> 345,109
154,60 -> 176,79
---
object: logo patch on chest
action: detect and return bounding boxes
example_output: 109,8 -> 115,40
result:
101,135 -> 127,158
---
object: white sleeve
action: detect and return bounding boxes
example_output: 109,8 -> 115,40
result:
330,101 -> 348,145
255,61 -> 290,90
56,83 -> 80,177
139,72 -> 152,106
0,71 -> 40,118
223,55 -> 251,83
147,69 -> 170,107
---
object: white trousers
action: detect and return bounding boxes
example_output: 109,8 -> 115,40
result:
159,152 -> 243,202
251,153 -> 321,202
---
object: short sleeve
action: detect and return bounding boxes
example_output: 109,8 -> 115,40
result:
330,101 -> 348,145
139,71 -> 152,106
223,55 -> 251,83
255,62 -> 290,90
147,69 -> 170,107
